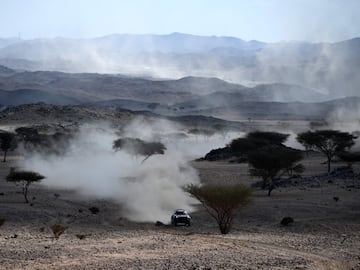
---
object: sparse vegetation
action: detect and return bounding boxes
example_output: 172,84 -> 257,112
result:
50,224 -> 68,239
6,168 -> 45,203
185,184 -> 252,234
297,130 -> 356,173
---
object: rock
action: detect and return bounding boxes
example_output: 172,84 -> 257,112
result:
76,234 -> 87,240
330,166 -> 354,177
155,221 -> 165,226
89,207 -> 100,214
281,217 -> 294,226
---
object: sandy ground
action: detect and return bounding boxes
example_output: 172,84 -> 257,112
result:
0,154 -> 360,270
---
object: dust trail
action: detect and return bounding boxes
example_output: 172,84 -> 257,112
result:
21,120 -> 238,222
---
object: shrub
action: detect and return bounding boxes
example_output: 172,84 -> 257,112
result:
185,184 -> 252,234
280,217 -> 294,226
76,234 -> 87,240
88,206 -> 100,214
50,224 -> 68,239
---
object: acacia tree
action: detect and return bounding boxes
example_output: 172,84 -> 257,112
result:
185,184 -> 252,234
229,131 -> 289,157
0,132 -> 17,162
113,137 -> 166,163
297,130 -> 356,173
15,127 -> 71,155
247,146 -> 303,196
6,168 -> 45,203
246,131 -> 289,145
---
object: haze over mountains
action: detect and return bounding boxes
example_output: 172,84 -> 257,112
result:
0,33 -> 359,97
0,33 -> 359,121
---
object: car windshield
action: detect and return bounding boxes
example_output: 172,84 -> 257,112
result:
175,210 -> 186,215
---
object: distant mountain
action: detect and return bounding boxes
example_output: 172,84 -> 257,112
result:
179,97 -> 360,120
0,69 -> 329,107
0,33 -> 359,97
0,65 -> 15,76
0,89 -> 81,106
0,38 -> 22,49
173,83 -> 327,111
0,33 -> 264,56
87,98 -> 162,111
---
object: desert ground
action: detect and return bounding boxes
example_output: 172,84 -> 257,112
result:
0,150 -> 359,270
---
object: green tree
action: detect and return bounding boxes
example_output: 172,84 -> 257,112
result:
297,130 -> 356,173
229,131 -> 289,157
0,132 -> 17,162
185,184 -> 252,234
6,168 -> 45,203
247,146 -> 303,196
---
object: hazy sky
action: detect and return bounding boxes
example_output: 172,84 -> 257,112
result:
1,0 -> 359,42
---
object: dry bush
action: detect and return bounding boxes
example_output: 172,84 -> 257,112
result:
281,217 -> 294,226
76,234 -> 90,240
185,184 -> 252,234
50,224 -> 68,239
88,206 -> 100,214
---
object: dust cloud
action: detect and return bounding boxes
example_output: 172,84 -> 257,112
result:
21,120 -> 239,222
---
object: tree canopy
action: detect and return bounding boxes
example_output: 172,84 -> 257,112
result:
15,127 -> 72,155
0,132 -> 17,162
247,146 -> 303,196
229,131 -> 289,157
227,131 -> 303,195
6,168 -> 45,203
113,137 -> 166,163
297,130 -> 356,172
